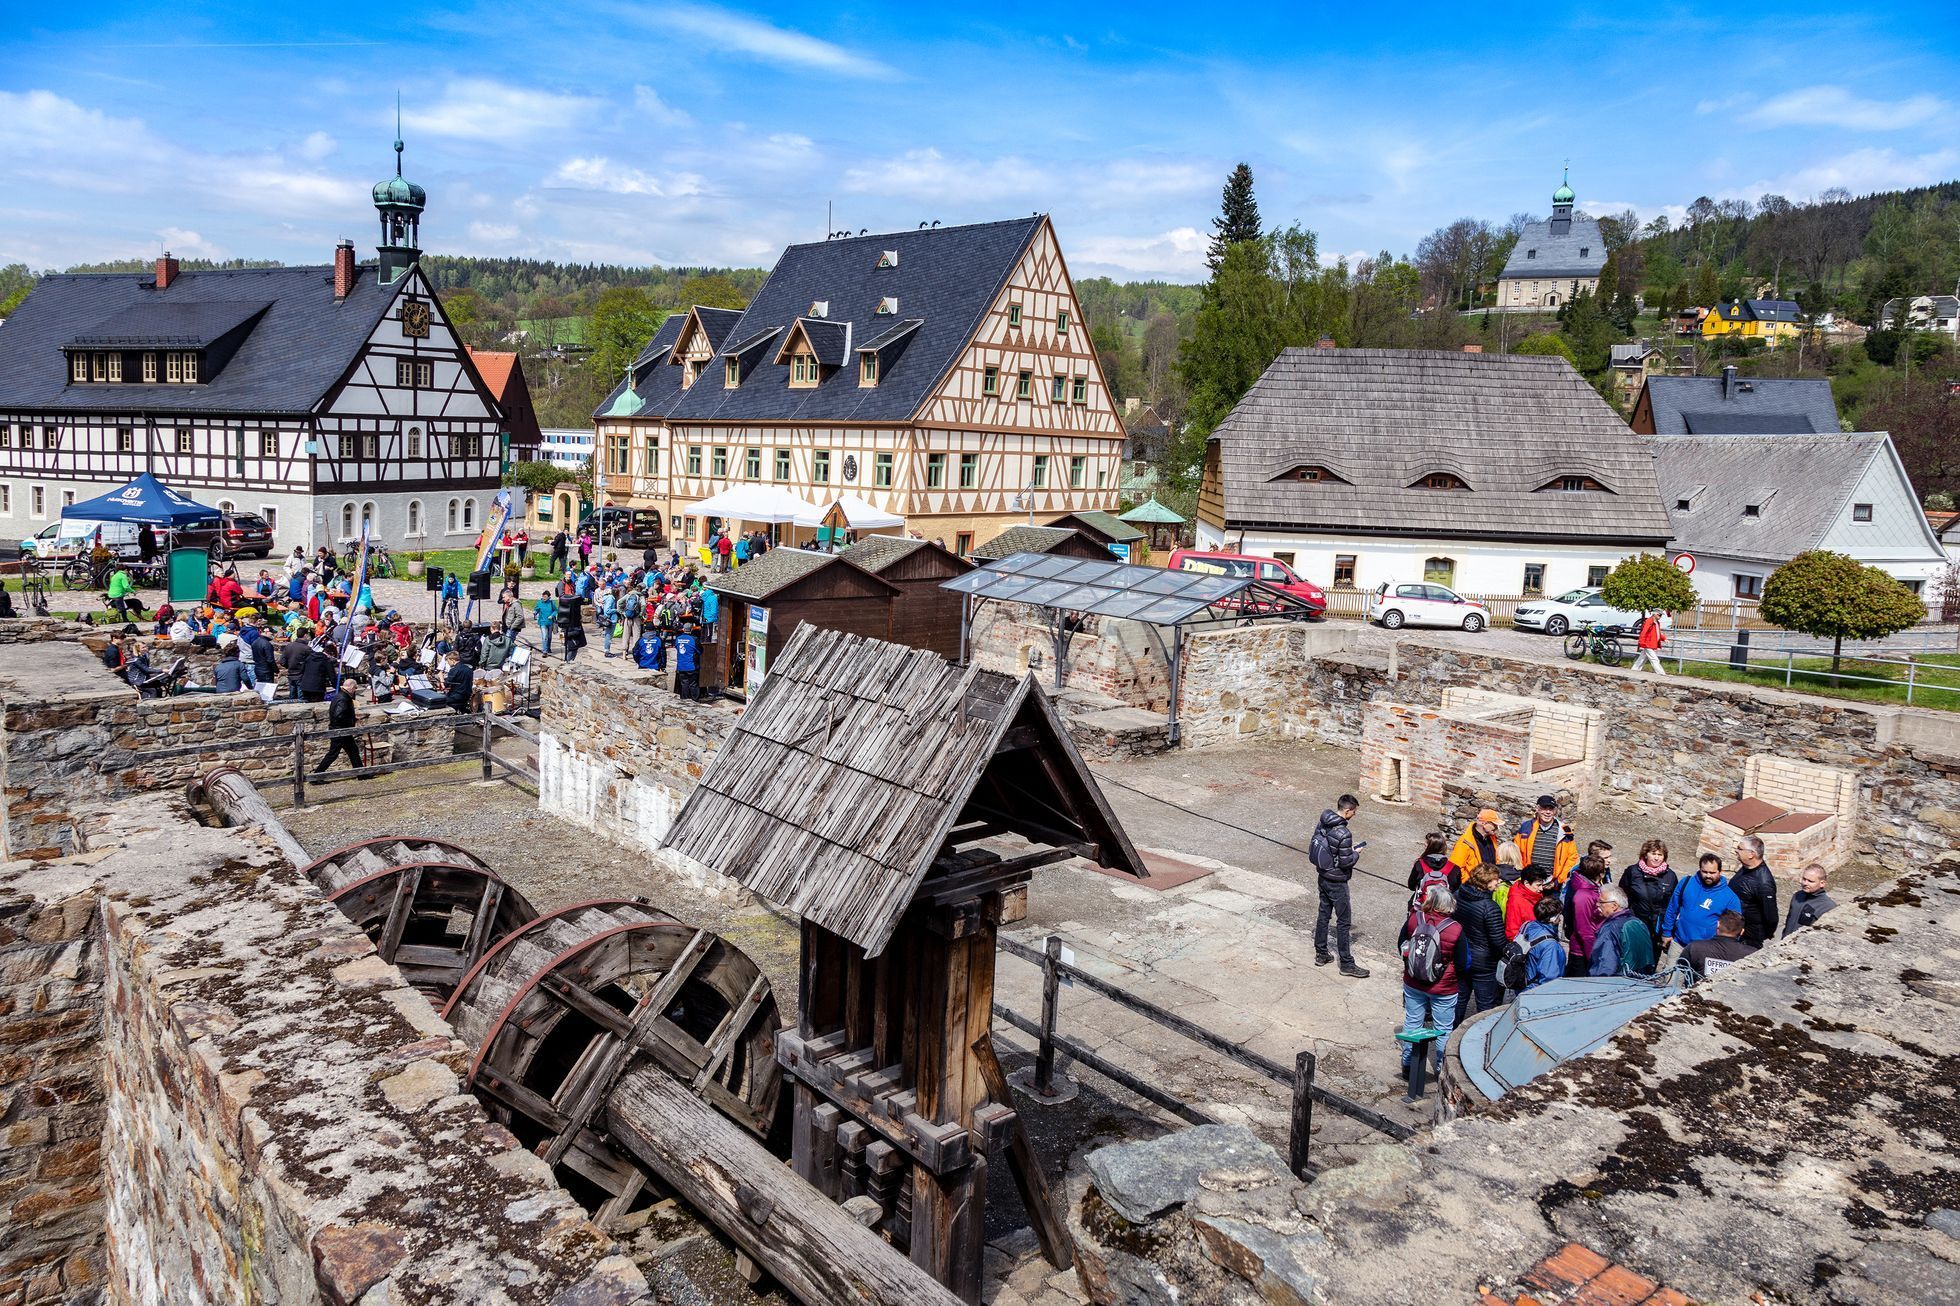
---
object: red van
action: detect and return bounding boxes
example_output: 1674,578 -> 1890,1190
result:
1166,550 -> 1327,617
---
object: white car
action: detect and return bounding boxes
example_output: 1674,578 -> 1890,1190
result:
1513,588 -> 1674,637
1369,582 -> 1491,631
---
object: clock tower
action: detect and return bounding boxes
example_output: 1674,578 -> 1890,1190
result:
371,109 -> 426,285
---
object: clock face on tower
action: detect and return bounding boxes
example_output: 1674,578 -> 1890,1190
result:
401,300 -> 432,339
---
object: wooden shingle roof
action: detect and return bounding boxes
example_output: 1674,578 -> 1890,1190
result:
661,626 -> 1143,955
1212,349 -> 1673,544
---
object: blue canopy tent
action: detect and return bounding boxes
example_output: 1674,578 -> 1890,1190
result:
60,473 -> 221,529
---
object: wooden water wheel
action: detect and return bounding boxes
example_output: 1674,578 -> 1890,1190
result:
301,836 -> 539,1003
442,898 -> 784,1224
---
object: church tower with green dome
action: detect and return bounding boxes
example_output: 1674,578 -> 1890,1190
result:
373,105 -> 425,285
1550,166 -> 1576,232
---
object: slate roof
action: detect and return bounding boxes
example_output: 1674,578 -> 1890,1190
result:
64,300 -> 269,349
592,313 -> 688,420
1718,299 -> 1801,324
970,525 -> 1085,560
691,306 -> 745,353
705,546 -> 894,602
1047,509 -> 1144,544
1498,212 -> 1607,281
799,318 -> 853,368
0,265 -> 396,414
1640,376 -> 1839,436
662,217 -> 1044,425
1654,433 -> 1895,564
1211,349 -> 1673,544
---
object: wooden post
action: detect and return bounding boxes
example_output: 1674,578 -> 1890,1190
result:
480,712 -> 494,781
1036,934 -> 1061,1095
291,729 -> 306,807
1289,1051 -> 1315,1180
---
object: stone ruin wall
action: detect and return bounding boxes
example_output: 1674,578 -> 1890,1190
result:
968,604 -> 1173,711
1169,623 -> 1960,870
533,659 -> 735,856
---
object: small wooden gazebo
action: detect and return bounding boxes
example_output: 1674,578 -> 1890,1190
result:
662,625 -> 1147,1300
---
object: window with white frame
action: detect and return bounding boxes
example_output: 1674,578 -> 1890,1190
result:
446,499 -> 460,532
261,429 -> 278,457
360,501 -> 377,532
407,500 -> 422,535
361,433 -> 378,459
340,504 -> 355,538
0,486 -> 9,513
406,426 -> 423,457
70,354 -> 86,383
216,499 -> 235,513
461,499 -> 476,530
338,434 -> 355,458
173,429 -> 192,455
60,490 -> 73,510
261,505 -> 278,533
116,427 -> 133,453
142,352 -> 157,383
32,486 -> 45,516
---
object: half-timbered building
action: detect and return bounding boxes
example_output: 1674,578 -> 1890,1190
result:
0,141 -> 503,552
594,217 -> 1124,556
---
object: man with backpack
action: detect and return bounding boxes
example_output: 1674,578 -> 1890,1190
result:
1397,884 -> 1467,1080
1589,886 -> 1657,977
1502,897 -> 1567,996
1308,795 -> 1370,979
1661,853 -> 1743,952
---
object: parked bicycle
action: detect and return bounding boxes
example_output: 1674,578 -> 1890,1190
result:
1562,622 -> 1625,667
339,542 -> 396,579
18,556 -> 50,617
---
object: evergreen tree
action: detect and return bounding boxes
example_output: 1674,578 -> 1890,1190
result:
1691,260 -> 1720,309
1206,164 -> 1263,271
1167,238 -> 1301,496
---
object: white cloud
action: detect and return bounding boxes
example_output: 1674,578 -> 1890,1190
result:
468,221 -> 520,245
549,157 -> 706,198
403,78 -> 598,142
1719,85 -> 1948,131
1069,226 -> 1207,280
842,148 -> 1052,204
298,130 -> 336,162
632,84 -> 690,126
1746,147 -> 1960,201
648,5 -> 897,80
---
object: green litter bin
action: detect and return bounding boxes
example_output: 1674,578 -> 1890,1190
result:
168,547 -> 210,604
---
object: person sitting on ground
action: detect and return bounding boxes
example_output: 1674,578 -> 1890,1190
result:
1782,864 -> 1837,939
1397,884 -> 1468,1080
1683,909 -> 1758,980
1513,896 -> 1568,993
124,645 -> 189,699
1662,853 -> 1742,952
1503,863 -> 1551,941
1589,885 -> 1657,977
1449,808 -> 1502,879
1408,832 -> 1456,901
1514,794 -> 1578,885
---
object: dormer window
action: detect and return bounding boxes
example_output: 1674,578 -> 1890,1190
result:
877,250 -> 898,268
790,353 -> 819,386
876,296 -> 898,315
70,354 -> 86,382
860,354 -> 878,387
1413,472 -> 1469,491
1539,475 -> 1610,493
142,352 -> 157,382
808,300 -> 829,318
1282,465 -> 1349,484
1743,504 -> 1762,518
724,358 -> 740,388
682,359 -> 700,389
1675,498 -> 1691,511
1526,249 -> 1536,258
1579,248 -> 1589,258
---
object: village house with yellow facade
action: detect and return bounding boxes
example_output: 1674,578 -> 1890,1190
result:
585,216 -> 1124,557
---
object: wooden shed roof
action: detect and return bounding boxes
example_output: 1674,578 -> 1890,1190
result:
661,625 -> 1144,955
706,547 -> 899,603
841,535 -> 974,579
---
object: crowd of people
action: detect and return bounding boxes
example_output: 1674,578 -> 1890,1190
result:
1309,793 -> 1841,1082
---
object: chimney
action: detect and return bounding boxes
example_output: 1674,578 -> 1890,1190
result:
1721,364 -> 1738,400
1461,343 -> 1484,353
333,240 -> 356,301
1314,335 -> 1337,349
1124,396 -> 1139,414
154,252 -> 179,291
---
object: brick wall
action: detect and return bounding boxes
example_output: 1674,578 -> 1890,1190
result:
968,603 -> 1172,711
0,887 -> 104,1304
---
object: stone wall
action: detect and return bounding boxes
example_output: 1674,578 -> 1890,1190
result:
535,660 -> 736,856
968,604 -> 1173,711
0,797 -> 650,1305
0,888 -> 104,1303
1166,623 -> 1960,870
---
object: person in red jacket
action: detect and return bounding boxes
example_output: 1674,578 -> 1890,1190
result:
1397,884 -> 1469,1081
1632,612 -> 1667,675
1504,864 -> 1552,940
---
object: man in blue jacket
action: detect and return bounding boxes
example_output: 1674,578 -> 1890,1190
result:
1662,853 -> 1743,949
674,622 -> 701,700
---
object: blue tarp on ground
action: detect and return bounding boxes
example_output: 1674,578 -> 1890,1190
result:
1457,974 -> 1686,1100
60,473 -> 221,528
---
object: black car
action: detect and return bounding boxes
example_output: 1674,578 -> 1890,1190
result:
584,506 -> 664,549
209,511 -> 275,560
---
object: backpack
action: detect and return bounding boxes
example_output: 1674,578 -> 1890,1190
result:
1499,937 -> 1531,992
1401,913 -> 1447,986
1410,860 -> 1451,911
1308,825 -> 1331,873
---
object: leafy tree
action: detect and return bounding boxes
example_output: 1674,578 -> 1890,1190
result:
0,286 -> 27,317
1513,333 -> 1576,364
1206,163 -> 1262,271
1759,549 -> 1927,670
1557,288 -> 1617,374
1600,553 -> 1697,615
504,457 -> 574,497
1858,354 -> 1960,498
585,288 -> 666,393
1168,238 -> 1301,494
678,273 -> 749,310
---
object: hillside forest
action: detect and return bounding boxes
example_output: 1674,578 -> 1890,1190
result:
1,171 -> 1952,508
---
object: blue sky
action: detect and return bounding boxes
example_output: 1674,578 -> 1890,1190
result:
4,1 -> 1957,281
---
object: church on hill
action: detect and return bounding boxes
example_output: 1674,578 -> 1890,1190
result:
1495,169 -> 1609,310
0,133 -> 510,554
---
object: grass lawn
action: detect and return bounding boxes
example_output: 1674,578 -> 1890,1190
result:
1668,651 -> 1960,711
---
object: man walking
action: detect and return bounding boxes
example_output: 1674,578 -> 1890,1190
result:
311,687 -> 364,781
1632,611 -> 1667,675
1782,864 -> 1837,938
1308,795 -> 1370,978
1728,835 -> 1780,947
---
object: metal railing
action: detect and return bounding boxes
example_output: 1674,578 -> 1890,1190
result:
1585,633 -> 1960,705
993,933 -> 1411,1179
